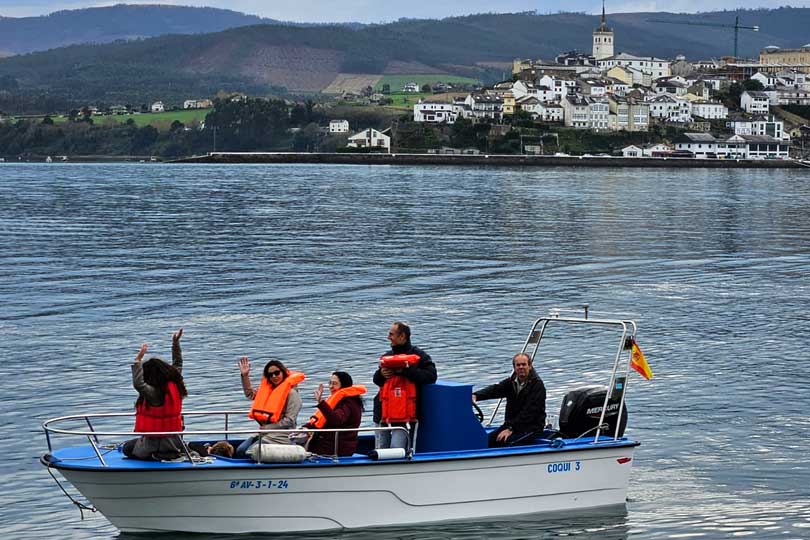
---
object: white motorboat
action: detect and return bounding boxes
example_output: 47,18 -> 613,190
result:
41,312 -> 644,534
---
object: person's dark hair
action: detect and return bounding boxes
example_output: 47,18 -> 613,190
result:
333,371 -> 353,388
333,370 -> 364,411
263,359 -> 289,383
138,357 -> 188,405
393,321 -> 411,340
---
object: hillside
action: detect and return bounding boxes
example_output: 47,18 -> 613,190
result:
1,7 -> 809,109
0,4 -> 272,56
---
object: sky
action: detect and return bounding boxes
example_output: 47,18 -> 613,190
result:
0,0 -> 808,21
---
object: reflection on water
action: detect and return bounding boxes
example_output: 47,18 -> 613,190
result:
2,164 -> 810,539
113,508 -> 630,540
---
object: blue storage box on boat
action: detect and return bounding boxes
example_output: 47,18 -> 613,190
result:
416,380 -> 488,453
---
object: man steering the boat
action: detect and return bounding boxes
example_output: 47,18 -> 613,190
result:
373,321 -> 437,450
473,352 -> 546,447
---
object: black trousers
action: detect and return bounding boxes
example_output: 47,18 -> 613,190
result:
488,425 -> 536,447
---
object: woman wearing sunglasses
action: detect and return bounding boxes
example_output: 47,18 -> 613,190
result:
235,357 -> 304,458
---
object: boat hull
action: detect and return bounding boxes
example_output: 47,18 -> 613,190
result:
54,444 -> 636,533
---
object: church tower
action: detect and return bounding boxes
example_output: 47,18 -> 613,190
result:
592,0 -> 614,61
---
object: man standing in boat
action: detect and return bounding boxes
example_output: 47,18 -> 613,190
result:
473,352 -> 546,447
373,322 -> 437,450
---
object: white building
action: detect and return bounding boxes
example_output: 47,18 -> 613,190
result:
329,120 -> 350,133
728,115 -> 788,140
536,102 -> 564,123
642,143 -> 672,156
690,101 -> 729,120
403,82 -> 420,93
579,78 -> 608,97
536,74 -> 577,101
183,99 -> 212,109
413,101 -> 458,123
653,79 -> 689,97
464,93 -> 503,122
562,94 -> 608,131
774,87 -> 810,105
592,4 -> 614,61
151,101 -> 165,113
512,80 -> 555,103
675,132 -> 789,159
347,128 -> 391,152
598,53 -> 671,80
622,144 -> 643,157
740,91 -> 770,114
646,95 -> 692,123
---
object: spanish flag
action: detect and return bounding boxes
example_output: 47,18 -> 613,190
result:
630,337 -> 653,380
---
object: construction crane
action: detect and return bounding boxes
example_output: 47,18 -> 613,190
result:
646,16 -> 759,59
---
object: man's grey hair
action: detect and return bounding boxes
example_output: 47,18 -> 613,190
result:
512,352 -> 532,364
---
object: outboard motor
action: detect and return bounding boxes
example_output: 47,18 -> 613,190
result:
558,382 -> 628,439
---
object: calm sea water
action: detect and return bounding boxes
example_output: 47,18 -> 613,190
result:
1,163 -> 809,539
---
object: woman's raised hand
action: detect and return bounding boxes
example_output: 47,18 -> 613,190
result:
314,383 -> 325,403
172,328 -> 184,342
135,343 -> 148,363
239,356 -> 251,376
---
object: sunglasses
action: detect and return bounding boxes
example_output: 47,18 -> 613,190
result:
266,370 -> 283,377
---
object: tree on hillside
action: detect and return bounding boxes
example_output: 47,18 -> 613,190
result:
382,84 -> 390,94
204,97 -> 290,151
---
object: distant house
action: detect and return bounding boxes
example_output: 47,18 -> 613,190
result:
621,144 -> 643,157
674,133 -> 719,158
690,101 -> 728,120
402,82 -> 420,93
151,101 -> 165,113
740,91 -> 770,114
329,119 -> 350,133
109,105 -> 128,115
183,99 -> 213,109
347,128 -> 391,152
414,100 -> 458,123
642,143 -> 672,157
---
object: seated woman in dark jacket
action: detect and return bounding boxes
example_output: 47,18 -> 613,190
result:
302,372 -> 365,456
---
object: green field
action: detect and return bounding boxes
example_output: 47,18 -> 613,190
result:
374,74 -> 478,92
50,108 -> 212,128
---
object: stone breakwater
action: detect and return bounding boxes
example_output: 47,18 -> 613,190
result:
175,152 -> 809,169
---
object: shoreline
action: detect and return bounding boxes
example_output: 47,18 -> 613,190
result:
174,152 -> 810,169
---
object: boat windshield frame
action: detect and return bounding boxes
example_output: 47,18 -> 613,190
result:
519,310 -> 638,443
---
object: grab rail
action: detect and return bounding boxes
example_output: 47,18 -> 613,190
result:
43,410 -> 411,466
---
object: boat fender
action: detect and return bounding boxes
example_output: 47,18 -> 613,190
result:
368,448 -> 407,460
246,443 -> 310,463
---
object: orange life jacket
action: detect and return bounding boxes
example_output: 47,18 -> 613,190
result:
380,354 -> 420,370
309,385 -> 367,428
134,382 -> 183,437
249,371 -> 305,424
379,354 -> 420,423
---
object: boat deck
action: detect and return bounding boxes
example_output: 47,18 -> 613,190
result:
43,435 -> 639,471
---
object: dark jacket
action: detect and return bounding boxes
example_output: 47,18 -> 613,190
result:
306,396 -> 364,456
372,342 -> 437,423
474,369 -> 546,434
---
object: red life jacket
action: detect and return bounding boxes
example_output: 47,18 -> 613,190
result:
134,382 -> 183,437
309,385 -> 367,428
380,354 -> 420,423
249,371 -> 306,425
